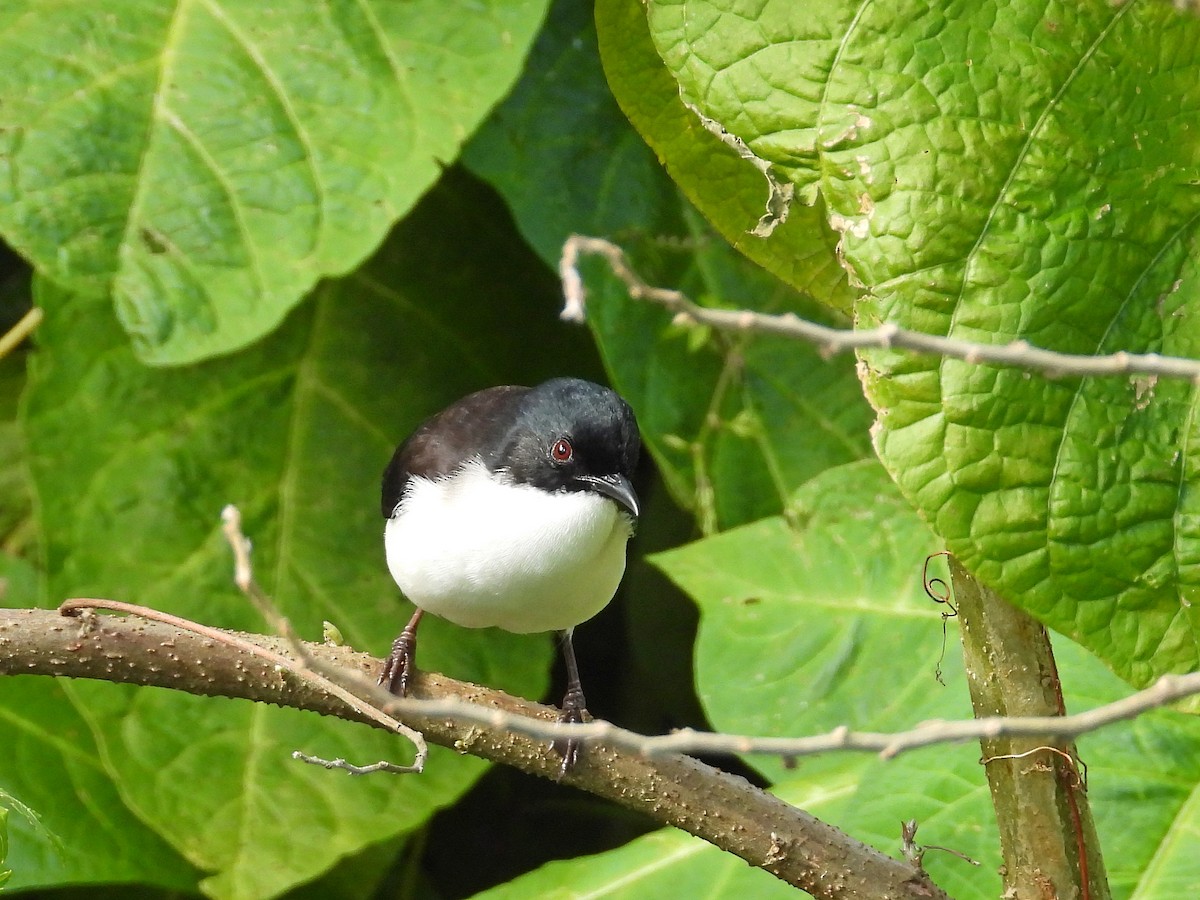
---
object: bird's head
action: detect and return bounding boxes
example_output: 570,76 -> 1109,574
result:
493,378 -> 640,518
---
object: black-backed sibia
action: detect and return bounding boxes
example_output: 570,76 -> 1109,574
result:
379,378 -> 640,774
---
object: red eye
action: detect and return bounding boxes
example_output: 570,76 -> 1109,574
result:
551,438 -> 573,462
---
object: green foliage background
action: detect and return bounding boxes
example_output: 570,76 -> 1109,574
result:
2,1 -> 1200,898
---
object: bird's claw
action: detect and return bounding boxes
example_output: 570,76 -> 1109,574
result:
552,684 -> 588,778
379,631 -> 417,696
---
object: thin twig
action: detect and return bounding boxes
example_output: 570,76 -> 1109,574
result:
0,307 -> 43,361
217,504 -> 428,772
291,751 -> 415,776
560,235 -> 1200,383
901,819 -> 980,870
220,505 -> 303,641
58,597 -> 426,773
317,668 -> 1200,762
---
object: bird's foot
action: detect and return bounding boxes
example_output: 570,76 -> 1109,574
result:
552,683 -> 589,778
380,609 -> 425,696
379,630 -> 418,696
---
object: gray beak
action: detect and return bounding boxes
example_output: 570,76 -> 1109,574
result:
573,473 -> 639,519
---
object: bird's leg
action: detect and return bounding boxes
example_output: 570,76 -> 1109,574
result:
553,628 -> 589,777
379,608 -> 425,696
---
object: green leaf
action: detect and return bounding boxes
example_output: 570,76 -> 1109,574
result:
477,637 -> 1200,900
652,461 -> 954,780
0,678 -> 201,893
17,175 -> 575,898
596,0 -> 854,311
463,1 -> 873,530
0,355 -> 32,555
583,233 -> 874,530
0,806 -> 8,890
645,0 -> 1200,686
650,461 -> 1200,898
651,461 -> 997,895
646,0 -> 855,196
1062,638 -> 1200,899
463,0 -> 681,267
0,811 -> 8,891
0,0 -> 549,364
0,551 -> 36,610
2,549 -> 198,891
470,766 -> 857,900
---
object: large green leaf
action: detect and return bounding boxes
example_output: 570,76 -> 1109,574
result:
653,461 -> 1001,897
16,176 -> 578,898
645,462 -> 1200,899
0,679 -> 202,893
463,0 -> 680,267
1066,639 -> 1200,899
462,1 -> 874,531
470,766 -> 857,900
653,460 -> 958,777
1,554 -> 198,892
472,644 -> 1200,900
595,0 -> 854,311
0,0 -> 549,364
644,0 -> 1200,686
584,234 -> 874,531
0,807 -> 8,890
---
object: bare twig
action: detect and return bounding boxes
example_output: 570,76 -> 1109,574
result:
220,505 -> 303,642
560,235 -> 1200,383
217,504 -> 427,772
901,819 -> 980,870
302,669 -> 1200,761
291,751 -> 414,775
0,307 -> 43,361
58,597 -> 426,773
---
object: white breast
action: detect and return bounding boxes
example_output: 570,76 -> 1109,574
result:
384,460 -> 633,633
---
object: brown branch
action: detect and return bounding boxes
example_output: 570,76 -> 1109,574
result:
58,597 -> 426,772
560,235 -> 1200,383
0,606 -> 946,900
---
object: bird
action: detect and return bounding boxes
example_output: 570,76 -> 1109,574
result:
379,377 -> 640,774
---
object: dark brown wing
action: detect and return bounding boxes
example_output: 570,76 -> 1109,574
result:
381,385 -> 530,517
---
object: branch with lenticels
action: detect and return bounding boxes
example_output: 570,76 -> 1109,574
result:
0,602 -> 945,900
5,505 -> 1199,896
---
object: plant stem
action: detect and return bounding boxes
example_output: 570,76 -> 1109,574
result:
950,557 -> 1110,900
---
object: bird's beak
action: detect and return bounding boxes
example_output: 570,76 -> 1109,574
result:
574,473 -> 639,519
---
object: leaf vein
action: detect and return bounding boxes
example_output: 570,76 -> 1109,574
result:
198,0 -> 325,260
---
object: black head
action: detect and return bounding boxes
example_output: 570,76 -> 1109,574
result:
489,378 -> 640,517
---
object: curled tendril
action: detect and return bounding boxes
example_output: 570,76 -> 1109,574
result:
923,551 -> 955,685
923,550 -> 955,610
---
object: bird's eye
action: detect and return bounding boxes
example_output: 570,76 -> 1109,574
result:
550,438 -> 573,462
